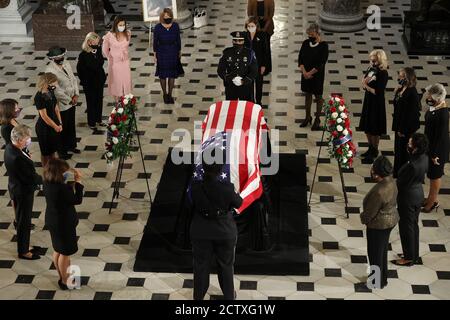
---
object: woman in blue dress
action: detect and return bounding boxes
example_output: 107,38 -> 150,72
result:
153,8 -> 182,104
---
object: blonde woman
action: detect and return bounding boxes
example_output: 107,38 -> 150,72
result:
34,73 -> 62,167
359,49 -> 389,162
77,32 -> 107,130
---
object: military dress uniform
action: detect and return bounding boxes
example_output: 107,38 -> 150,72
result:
217,31 -> 258,102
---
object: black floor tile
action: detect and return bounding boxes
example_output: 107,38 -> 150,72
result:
297,282 -> 314,291
411,285 -> 430,295
126,278 -> 146,287
104,263 -> 122,272
15,274 -> 35,284
94,292 -> 113,300
240,280 -> 257,290
36,290 -> 55,300
324,268 -> 342,277
151,293 -> 169,300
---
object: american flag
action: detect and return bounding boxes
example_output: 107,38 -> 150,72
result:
195,100 -> 269,213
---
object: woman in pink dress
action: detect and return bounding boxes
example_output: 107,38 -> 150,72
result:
102,16 -> 132,101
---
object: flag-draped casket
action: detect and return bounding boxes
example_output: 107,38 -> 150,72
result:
196,100 -> 269,213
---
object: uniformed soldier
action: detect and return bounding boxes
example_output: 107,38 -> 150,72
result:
217,31 -> 258,102
190,149 -> 243,300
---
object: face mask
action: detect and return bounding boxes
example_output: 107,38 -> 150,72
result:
14,107 -> 22,118
308,36 -> 316,44
407,146 -> 414,155
90,44 -> 100,49
370,61 -> 378,68
54,58 -> 64,65
25,137 -> 31,149
248,26 -> 257,33
48,85 -> 56,91
426,99 -> 435,107
163,18 -> 173,24
233,42 -> 243,48
117,26 -> 126,32
398,79 -> 406,86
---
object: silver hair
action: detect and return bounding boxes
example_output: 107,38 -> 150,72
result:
425,83 -> 447,103
306,23 -> 320,34
10,124 -> 31,145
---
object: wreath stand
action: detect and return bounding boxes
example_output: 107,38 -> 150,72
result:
308,114 -> 350,219
108,109 -> 153,214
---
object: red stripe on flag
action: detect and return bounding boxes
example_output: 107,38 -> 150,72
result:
238,101 -> 253,192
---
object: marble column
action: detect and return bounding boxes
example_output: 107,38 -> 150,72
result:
176,0 -> 193,29
0,0 -> 34,42
319,0 -> 366,33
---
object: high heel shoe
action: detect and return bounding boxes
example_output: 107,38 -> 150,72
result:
311,117 -> 321,131
300,116 -> 312,128
58,279 -> 68,290
421,202 -> 439,213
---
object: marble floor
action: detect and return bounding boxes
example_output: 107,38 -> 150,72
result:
0,0 -> 449,300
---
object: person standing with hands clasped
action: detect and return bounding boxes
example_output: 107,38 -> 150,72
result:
4,125 -> 43,260
102,16 -> 133,102
34,73 -> 63,167
298,23 -> 329,130
0,98 -> 22,146
43,159 -> 84,290
422,83 -> 449,213
244,17 -> 270,106
218,31 -> 258,102
45,46 -> 80,160
190,149 -> 243,300
153,8 -> 182,104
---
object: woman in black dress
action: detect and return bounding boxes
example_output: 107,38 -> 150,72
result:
359,49 -> 389,162
298,23 -> 329,130
43,158 -> 84,290
0,98 -> 21,145
393,133 -> 429,266
422,83 -> 449,213
34,73 -> 63,168
244,16 -> 270,106
392,67 -> 421,178
77,32 -> 107,130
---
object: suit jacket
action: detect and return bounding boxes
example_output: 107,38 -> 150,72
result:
244,31 -> 270,69
190,179 -> 243,240
392,86 -> 421,136
4,143 -> 42,196
360,176 -> 399,230
45,61 -> 79,112
247,0 -> 275,35
44,182 -> 84,231
77,49 -> 106,91
397,153 -> 428,206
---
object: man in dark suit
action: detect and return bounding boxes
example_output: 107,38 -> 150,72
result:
4,125 -> 43,260
218,31 -> 258,102
190,149 -> 243,300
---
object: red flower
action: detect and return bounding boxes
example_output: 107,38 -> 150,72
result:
328,119 -> 336,125
131,97 -> 137,105
328,99 -> 333,105
111,113 -> 115,119
332,131 -> 338,137
330,107 -> 336,113
340,100 -> 345,106
336,147 -> 343,155
113,130 -> 119,137
121,115 -> 128,121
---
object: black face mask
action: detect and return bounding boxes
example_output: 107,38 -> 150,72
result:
426,99 -> 435,107
54,58 -> 64,65
163,18 -> 173,24
398,78 -> 406,86
233,42 -> 244,48
308,36 -> 316,44
90,44 -> 100,50
407,146 -> 414,155
48,85 -> 56,91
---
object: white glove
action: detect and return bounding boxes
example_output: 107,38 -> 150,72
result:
232,76 -> 243,86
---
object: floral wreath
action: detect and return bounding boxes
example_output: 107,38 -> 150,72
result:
104,94 -> 138,163
323,95 -> 356,169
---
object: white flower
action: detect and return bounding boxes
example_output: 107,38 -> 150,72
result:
108,116 -> 113,123
117,107 -> 124,114
112,137 -> 119,144
340,112 -> 347,119
347,150 -> 353,156
331,112 -> 338,119
336,125 -> 344,132
334,97 -> 341,102
123,99 -> 129,105
111,108 -> 117,114
343,129 -> 349,135
336,118 -> 343,123
110,125 -> 116,131
338,106 -> 345,112
125,94 -> 133,100
106,152 -> 113,158
342,158 -> 348,163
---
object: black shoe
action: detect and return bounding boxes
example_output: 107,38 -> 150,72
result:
30,246 -> 43,255
311,117 -> 321,131
168,95 -> 175,104
361,146 -> 373,158
371,147 -> 379,158
391,259 -> 414,266
300,116 -> 312,128
97,122 -> 107,127
163,94 -> 169,104
58,152 -> 71,160
69,148 -> 81,154
89,125 -> 97,130
58,279 -> 68,290
421,202 -> 440,213
18,252 -> 40,260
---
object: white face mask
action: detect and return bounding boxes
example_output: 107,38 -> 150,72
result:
117,26 -> 126,32
248,26 -> 257,33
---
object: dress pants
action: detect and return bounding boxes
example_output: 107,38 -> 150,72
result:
398,202 -> 421,261
191,237 -> 237,300
367,227 -> 392,288
83,85 -> 104,127
255,71 -> 264,105
58,107 -> 77,153
393,133 -> 409,178
10,191 -> 34,255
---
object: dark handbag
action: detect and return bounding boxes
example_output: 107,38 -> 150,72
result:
177,58 -> 185,76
